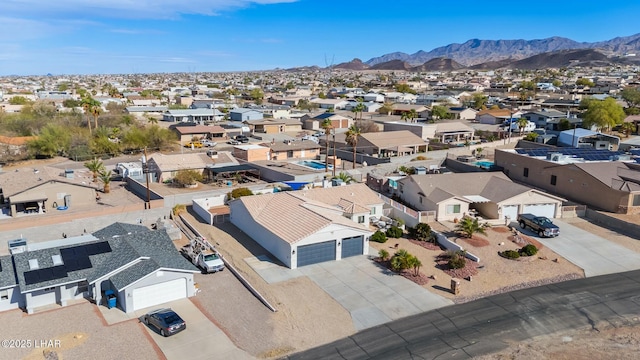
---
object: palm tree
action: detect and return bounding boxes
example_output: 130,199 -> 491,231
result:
354,98 -> 366,120
517,118 -> 529,134
81,100 -> 93,135
84,158 -> 105,182
345,124 -> 361,170
321,119 -> 333,171
98,170 -> 112,193
621,122 -> 636,137
408,109 -> 418,123
379,102 -> 394,116
335,172 -> 354,184
455,217 -> 488,238
401,112 -> 410,122
91,104 -> 102,130
378,249 -> 390,262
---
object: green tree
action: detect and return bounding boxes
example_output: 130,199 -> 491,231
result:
353,98 -> 365,120
524,132 -> 539,142
621,122 -> 636,137
250,88 -> 264,105
558,119 -> 572,131
431,106 -> 450,121
471,93 -> 488,110
576,78 -> 594,87
173,169 -> 203,187
62,99 -> 81,108
371,230 -> 387,243
410,223 -> 433,242
345,124 -> 362,169
84,158 -> 105,182
408,255 -> 422,276
26,124 -> 71,158
582,97 -> 625,132
9,96 -> 31,105
455,217 -> 488,238
379,102 -> 394,115
552,79 -> 562,87
321,118 -> 333,171
394,83 -> 416,94
229,187 -> 253,199
621,86 -> 640,110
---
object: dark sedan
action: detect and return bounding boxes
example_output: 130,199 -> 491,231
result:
142,308 -> 186,337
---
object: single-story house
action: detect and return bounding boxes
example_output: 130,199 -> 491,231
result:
495,148 -> 640,214
2,223 -> 199,314
310,98 -> 349,110
0,166 -> 99,217
448,107 -> 478,121
304,113 -> 353,130
162,108 -> 225,123
263,140 -> 322,161
172,124 -> 226,142
147,152 -> 238,182
522,109 -> 568,129
229,184 -> 383,268
390,104 -> 428,117
245,118 -> 302,134
356,130 -> 428,157
233,144 -> 271,162
476,109 -> 522,125
229,108 -> 264,121
394,172 -> 566,222
125,106 -> 168,116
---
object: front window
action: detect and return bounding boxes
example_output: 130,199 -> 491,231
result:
287,150 -> 294,158
446,204 -> 461,214
633,194 -> 640,206
370,207 -> 376,215
358,215 -> 365,223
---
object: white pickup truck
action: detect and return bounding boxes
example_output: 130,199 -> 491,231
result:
181,237 -> 225,273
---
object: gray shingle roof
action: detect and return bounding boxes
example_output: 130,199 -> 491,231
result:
13,225 -> 198,293
0,256 -> 17,289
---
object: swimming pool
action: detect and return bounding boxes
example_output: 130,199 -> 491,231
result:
475,160 -> 494,168
297,160 -> 332,170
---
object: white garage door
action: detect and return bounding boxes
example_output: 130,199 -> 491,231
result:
132,278 -> 187,311
502,205 -> 519,222
522,203 -> 556,218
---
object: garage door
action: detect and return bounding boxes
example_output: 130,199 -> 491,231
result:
132,278 -> 187,311
297,240 -> 336,267
341,236 -> 364,258
522,203 -> 556,218
502,205 -> 519,221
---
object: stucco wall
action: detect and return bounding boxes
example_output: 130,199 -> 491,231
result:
120,270 -> 195,313
0,286 -> 23,312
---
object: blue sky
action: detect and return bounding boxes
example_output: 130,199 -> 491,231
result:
1,0 -> 638,75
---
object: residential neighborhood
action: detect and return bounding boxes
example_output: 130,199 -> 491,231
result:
3,27 -> 640,360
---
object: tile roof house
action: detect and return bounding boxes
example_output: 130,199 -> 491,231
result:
1,223 -> 199,314
0,166 -> 99,217
148,152 -> 238,182
171,124 -> 226,142
395,172 -> 565,222
303,113 -> 352,130
229,183 -> 383,269
495,148 -> 640,214
476,109 -> 523,125
356,130 -> 428,157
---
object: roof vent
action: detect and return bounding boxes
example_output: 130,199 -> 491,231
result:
52,255 -> 63,266
28,259 -> 39,270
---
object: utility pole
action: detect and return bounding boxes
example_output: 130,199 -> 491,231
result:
142,147 -> 151,209
332,130 -> 337,178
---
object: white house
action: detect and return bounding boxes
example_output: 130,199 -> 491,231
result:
229,184 -> 383,269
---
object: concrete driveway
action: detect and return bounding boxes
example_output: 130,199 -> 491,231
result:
297,252 -> 453,331
138,298 -> 253,360
520,219 -> 640,277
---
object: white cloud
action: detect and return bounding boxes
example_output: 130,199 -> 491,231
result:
0,0 -> 297,19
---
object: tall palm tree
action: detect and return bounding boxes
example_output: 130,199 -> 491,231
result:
345,124 -> 361,169
408,109 -> 418,123
354,98 -> 366,120
91,104 -> 102,130
321,118 -> 333,171
81,100 -> 93,135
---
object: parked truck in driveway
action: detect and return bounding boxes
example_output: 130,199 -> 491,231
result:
517,213 -> 560,237
180,237 -> 225,273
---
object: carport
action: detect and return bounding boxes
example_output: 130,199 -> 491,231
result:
204,164 -> 260,183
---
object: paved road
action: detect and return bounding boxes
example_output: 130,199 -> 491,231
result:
287,269 -> 640,360
520,220 -> 640,277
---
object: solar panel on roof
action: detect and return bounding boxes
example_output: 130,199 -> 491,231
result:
98,242 -> 112,253
24,271 -> 40,285
64,259 -> 79,272
77,257 -> 92,270
74,246 -> 88,257
85,243 -> 100,256
38,269 -> 54,282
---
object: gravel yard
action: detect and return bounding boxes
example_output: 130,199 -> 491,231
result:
182,212 -> 354,359
0,303 -> 158,360
370,223 -> 585,304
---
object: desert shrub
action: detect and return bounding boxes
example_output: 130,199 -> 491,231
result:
386,226 -> 403,238
370,230 -> 387,243
412,155 -> 428,161
173,169 -> 203,186
447,251 -> 467,269
410,223 -> 433,242
500,250 -> 521,259
378,249 -> 390,261
520,244 -> 538,256
228,187 -> 253,199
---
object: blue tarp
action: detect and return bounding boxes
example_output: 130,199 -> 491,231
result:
283,182 -> 309,190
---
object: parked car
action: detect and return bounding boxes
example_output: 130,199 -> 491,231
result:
201,139 -> 217,147
142,308 -> 186,337
227,140 -> 240,145
184,141 -> 203,148
235,135 -> 250,143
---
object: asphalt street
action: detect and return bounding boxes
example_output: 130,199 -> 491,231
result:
287,269 -> 640,360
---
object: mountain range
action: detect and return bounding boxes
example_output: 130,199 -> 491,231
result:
364,33 -> 640,67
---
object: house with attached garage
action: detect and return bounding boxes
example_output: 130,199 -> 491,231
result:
229,184 -> 383,269
393,172 -> 565,222
2,223 -> 199,314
